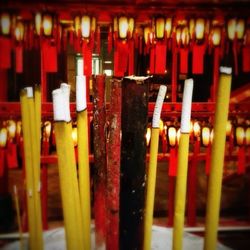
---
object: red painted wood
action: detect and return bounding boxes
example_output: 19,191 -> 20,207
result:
167,176 -> 175,226
92,75 -> 107,248
171,31 -> 177,102
211,47 -> 220,101
106,78 -> 122,250
187,139 -> 200,226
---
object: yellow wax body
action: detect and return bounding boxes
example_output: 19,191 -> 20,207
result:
173,133 -> 190,250
143,128 -> 160,250
27,96 -> 43,250
20,93 -> 37,250
77,110 -> 91,250
204,73 -> 232,250
54,122 -> 84,250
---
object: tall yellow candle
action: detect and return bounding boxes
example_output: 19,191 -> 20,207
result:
53,85 -> 84,250
20,89 -> 37,250
143,85 -> 167,250
204,67 -> 232,250
27,88 -> 43,250
173,79 -> 193,250
76,75 -> 91,250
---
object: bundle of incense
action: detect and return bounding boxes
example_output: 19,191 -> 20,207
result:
20,87 -> 43,250
172,79 -> 193,250
52,84 -> 84,250
106,78 -> 122,250
120,76 -> 150,250
76,75 -> 91,250
204,67 -> 232,250
143,85 -> 167,250
92,75 -> 107,249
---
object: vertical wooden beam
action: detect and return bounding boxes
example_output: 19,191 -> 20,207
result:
93,74 -> 107,249
120,76 -> 149,250
106,78 -> 122,250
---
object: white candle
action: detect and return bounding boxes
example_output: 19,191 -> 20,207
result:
76,75 -> 87,112
152,85 -> 167,128
180,79 -> 194,133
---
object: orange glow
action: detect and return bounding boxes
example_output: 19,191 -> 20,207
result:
159,119 -> 164,135
168,127 -> 177,147
15,21 -> 24,42
236,126 -> 245,146
43,14 -> 53,36
211,27 -> 221,46
44,121 -> 52,140
202,127 -> 210,146
144,26 -> 152,44
7,120 -> 16,139
227,18 -> 236,40
165,18 -> 172,38
189,18 -> 195,37
81,15 -> 91,38
246,127 -> 250,146
118,16 -> 128,39
74,16 -> 81,33
0,13 -> 11,35
176,27 -> 181,45
156,17 -> 165,39
195,18 -> 205,40
193,121 -> 201,138
181,26 -> 189,45
210,129 -> 214,144
91,17 -> 96,33
72,127 -> 78,147
146,127 -> 151,146
16,121 -> 22,138
236,19 -> 245,39
177,128 -> 181,145
0,128 -> 7,148
128,17 -> 134,37
35,12 -> 42,35
226,120 -> 232,137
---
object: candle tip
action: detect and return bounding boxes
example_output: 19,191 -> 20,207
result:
220,66 -> 232,75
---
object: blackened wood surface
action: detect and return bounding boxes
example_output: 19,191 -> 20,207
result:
106,78 -> 122,250
120,77 -> 149,250
92,75 -> 107,248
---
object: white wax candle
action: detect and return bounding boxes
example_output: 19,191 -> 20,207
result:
52,88 -> 65,122
24,87 -> 33,98
180,79 -> 194,133
60,83 -> 71,122
152,85 -> 167,128
76,75 -> 87,112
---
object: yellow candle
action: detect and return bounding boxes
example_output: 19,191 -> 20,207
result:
77,110 -> 91,250
143,85 -> 167,250
204,67 -> 232,250
173,79 -> 193,250
172,133 -> 190,250
20,90 -> 37,250
27,90 -> 43,250
53,86 -> 84,250
76,75 -> 91,249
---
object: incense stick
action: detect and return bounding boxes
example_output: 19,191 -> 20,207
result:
143,85 -> 167,250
